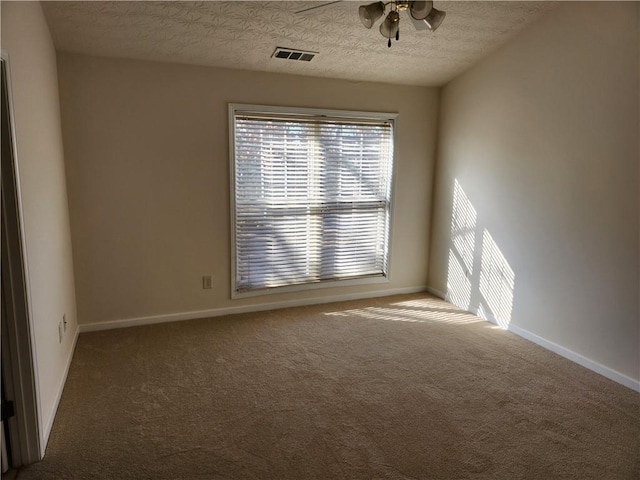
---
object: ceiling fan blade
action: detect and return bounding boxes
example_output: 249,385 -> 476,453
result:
295,1 -> 342,14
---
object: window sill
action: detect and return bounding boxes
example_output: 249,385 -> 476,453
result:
231,274 -> 390,299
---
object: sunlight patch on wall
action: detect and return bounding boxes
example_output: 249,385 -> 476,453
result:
451,179 -> 477,273
478,230 -> 515,328
445,179 -> 516,327
447,251 -> 472,309
446,179 -> 477,310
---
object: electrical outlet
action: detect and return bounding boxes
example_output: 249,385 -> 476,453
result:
63,314 -> 67,332
58,322 -> 63,343
202,275 -> 213,289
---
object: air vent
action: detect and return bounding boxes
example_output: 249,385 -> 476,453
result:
272,47 -> 317,62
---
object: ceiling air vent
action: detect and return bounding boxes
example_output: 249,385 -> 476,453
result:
272,47 -> 317,62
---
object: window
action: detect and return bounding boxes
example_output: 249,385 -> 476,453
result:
230,104 -> 396,297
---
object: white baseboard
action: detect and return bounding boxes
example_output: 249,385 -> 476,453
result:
425,286 -> 446,299
78,285 -> 639,393
40,324 -> 79,456
507,323 -> 640,393
428,287 -> 639,393
79,286 -> 429,333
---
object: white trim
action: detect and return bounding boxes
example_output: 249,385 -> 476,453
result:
229,104 -> 398,122
438,285 -> 639,392
425,286 -> 446,299
77,284 -> 639,392
40,325 -> 79,456
79,286 -> 428,333
232,275 -> 390,299
228,103 -> 237,301
385,113 -> 399,284
507,323 -> 640,393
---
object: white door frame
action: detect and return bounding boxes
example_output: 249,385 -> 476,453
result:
1,51 -> 43,466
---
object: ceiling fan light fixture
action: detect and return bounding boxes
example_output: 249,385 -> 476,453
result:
424,7 -> 446,32
379,10 -> 400,38
359,2 -> 385,29
354,0 -> 446,46
409,0 -> 433,21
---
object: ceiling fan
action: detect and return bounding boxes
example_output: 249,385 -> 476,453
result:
296,1 -> 446,48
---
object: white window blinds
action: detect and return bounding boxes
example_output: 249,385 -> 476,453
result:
231,106 -> 395,295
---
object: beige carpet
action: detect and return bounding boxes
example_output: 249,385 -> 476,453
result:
18,294 -> 639,479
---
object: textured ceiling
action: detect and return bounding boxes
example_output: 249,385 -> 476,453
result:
42,1 -> 554,86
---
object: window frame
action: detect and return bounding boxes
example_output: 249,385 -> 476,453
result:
228,103 -> 398,299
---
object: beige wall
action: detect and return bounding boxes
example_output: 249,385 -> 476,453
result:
429,2 -> 639,382
1,1 -> 79,447
56,53 -> 439,326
